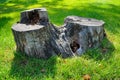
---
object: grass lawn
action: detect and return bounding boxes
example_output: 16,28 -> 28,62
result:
0,0 -> 120,80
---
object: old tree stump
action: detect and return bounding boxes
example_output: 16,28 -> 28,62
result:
12,8 -> 106,58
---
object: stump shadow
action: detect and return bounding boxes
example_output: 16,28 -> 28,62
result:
9,51 -> 57,79
84,37 -> 115,61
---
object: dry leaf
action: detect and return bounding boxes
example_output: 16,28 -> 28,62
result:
83,74 -> 91,80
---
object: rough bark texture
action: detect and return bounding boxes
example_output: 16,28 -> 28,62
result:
12,8 -> 106,58
64,16 -> 105,55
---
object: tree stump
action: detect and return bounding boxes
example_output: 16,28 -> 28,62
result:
64,16 -> 105,55
12,8 -> 106,58
12,8 -> 54,58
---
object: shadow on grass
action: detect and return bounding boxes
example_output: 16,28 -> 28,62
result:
0,0 -> 8,3
0,0 -> 38,14
0,4 -> 25,15
9,52 -> 57,79
0,17 -> 13,30
0,0 -> 63,15
83,37 -> 115,61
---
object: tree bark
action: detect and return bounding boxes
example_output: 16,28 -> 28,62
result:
12,8 -> 105,58
64,16 -> 105,55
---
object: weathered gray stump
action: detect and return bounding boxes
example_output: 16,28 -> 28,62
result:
12,8 -> 106,58
12,8 -> 54,58
64,16 -> 105,55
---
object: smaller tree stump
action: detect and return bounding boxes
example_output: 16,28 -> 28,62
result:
64,16 -> 105,55
12,24 -> 52,58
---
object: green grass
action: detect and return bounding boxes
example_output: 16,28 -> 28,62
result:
0,0 -> 120,80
